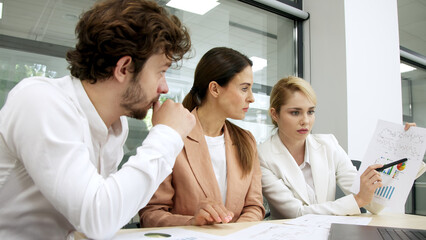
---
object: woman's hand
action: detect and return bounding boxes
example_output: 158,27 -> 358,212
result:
404,122 -> 416,131
354,164 -> 383,208
190,199 -> 234,226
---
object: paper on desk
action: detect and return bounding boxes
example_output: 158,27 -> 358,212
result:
112,227 -> 222,240
223,215 -> 371,240
111,215 -> 371,240
350,120 -> 426,209
222,222 -> 329,240
285,214 -> 372,229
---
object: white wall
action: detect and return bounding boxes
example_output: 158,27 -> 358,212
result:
302,0 -> 348,150
303,0 -> 403,161
344,0 -> 403,159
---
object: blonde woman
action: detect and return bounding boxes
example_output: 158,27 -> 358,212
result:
258,76 -> 425,219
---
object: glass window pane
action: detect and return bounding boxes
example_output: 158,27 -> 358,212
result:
165,0 -> 296,143
0,48 -> 68,108
401,61 -> 426,215
401,78 -> 412,117
0,0 -> 298,161
401,64 -> 426,127
398,1 -> 426,57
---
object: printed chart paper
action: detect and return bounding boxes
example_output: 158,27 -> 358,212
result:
351,120 -> 426,209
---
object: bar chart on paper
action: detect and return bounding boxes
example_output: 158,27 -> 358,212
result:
351,120 -> 426,209
375,156 -> 407,180
374,186 -> 396,200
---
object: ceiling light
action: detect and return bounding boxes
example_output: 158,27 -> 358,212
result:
250,56 -> 267,72
166,0 -> 219,15
400,63 -> 416,73
0,2 -> 3,19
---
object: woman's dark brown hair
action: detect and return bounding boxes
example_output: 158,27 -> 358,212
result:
66,0 -> 191,83
182,47 -> 255,176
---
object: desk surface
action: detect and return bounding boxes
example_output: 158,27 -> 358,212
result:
113,213 -> 426,237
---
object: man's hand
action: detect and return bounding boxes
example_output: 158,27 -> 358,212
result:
151,99 -> 195,139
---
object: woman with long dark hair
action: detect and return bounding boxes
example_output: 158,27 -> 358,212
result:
139,47 -> 265,226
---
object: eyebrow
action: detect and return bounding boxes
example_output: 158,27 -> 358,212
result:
240,82 -> 252,86
287,106 -> 316,110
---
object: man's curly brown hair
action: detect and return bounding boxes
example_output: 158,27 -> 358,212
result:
66,0 -> 191,83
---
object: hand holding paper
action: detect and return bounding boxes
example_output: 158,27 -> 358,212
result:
351,120 -> 426,209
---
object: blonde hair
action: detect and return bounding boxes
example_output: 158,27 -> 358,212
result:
269,76 -> 317,127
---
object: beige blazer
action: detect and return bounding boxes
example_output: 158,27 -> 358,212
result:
139,110 -> 265,227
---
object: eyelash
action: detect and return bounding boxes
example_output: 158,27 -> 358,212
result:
290,110 -> 315,116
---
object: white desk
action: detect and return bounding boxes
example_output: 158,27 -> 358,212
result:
75,213 -> 426,239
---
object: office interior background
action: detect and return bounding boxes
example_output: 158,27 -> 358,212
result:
0,0 -> 425,217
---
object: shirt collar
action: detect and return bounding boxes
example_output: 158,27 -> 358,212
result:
300,141 -> 311,169
72,77 -> 110,141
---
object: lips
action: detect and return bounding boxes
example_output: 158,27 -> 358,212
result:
243,108 -> 249,112
297,129 -> 309,134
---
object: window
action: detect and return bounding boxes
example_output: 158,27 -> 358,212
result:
0,0 -> 300,164
398,0 -> 426,215
401,61 -> 426,216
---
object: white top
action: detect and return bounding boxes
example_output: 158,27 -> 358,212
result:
0,76 -> 183,240
299,146 -> 317,204
205,134 -> 227,204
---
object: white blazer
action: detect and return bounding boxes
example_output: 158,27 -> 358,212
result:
258,133 -> 383,219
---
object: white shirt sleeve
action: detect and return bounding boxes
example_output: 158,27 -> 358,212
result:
2,83 -> 183,239
259,135 -> 361,219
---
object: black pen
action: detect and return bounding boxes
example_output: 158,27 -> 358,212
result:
375,158 -> 408,172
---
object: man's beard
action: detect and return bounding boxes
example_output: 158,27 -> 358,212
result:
120,80 -> 151,120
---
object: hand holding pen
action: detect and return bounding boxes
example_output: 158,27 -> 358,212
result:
375,158 -> 408,172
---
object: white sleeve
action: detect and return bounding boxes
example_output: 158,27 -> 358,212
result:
260,160 -> 360,218
333,139 -> 359,196
259,138 -> 360,219
3,84 -> 183,239
331,137 -> 387,215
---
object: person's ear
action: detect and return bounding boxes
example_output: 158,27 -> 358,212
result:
114,56 -> 133,83
270,107 -> 279,122
208,81 -> 220,98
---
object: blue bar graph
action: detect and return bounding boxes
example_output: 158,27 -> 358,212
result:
374,186 -> 395,200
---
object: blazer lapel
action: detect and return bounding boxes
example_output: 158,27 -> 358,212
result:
271,134 -> 311,204
307,135 -> 329,203
224,124 -> 247,209
184,110 -> 222,200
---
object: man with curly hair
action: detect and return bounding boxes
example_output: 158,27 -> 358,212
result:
0,0 -> 194,239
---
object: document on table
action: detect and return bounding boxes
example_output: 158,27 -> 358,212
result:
284,214 -> 372,228
223,222 -> 329,240
351,120 -> 426,209
111,215 -> 372,240
223,215 -> 371,240
112,227 -> 221,240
